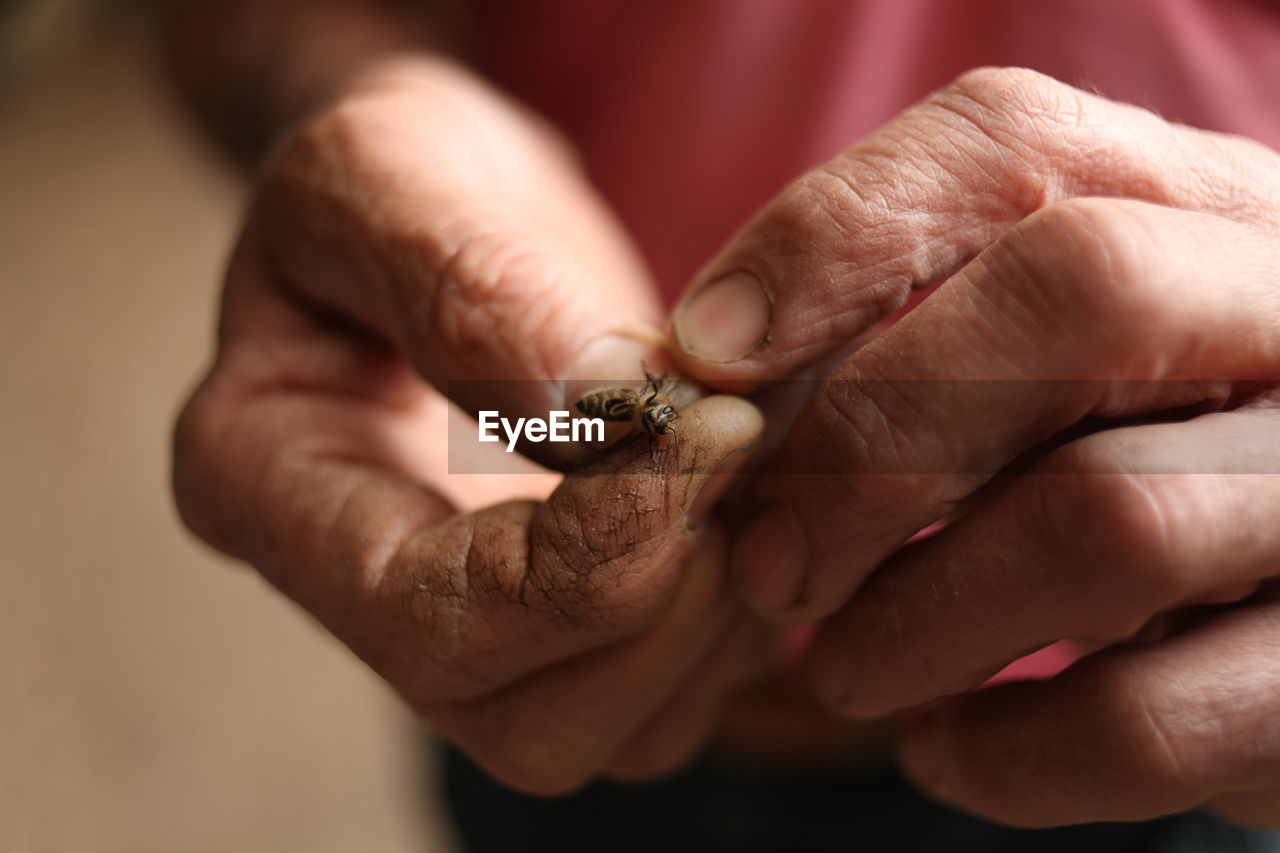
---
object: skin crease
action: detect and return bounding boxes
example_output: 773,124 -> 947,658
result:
667,68 -> 1280,826
173,56 -> 784,796
169,2 -> 1280,828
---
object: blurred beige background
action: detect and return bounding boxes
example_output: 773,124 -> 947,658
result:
0,5 -> 454,851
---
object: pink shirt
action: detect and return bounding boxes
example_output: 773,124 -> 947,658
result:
471,0 -> 1280,683
474,0 -> 1280,300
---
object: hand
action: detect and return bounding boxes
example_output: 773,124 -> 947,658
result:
173,57 -> 774,794
668,67 -> 1280,826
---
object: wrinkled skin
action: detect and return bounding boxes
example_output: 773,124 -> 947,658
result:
175,53 -> 1280,825
173,58 -> 778,795
669,67 -> 1280,827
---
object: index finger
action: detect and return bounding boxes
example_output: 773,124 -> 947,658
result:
667,67 -> 1280,384
736,200 -> 1280,622
176,349 -> 763,707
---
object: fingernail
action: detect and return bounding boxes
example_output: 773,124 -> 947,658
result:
563,334 -> 659,409
734,501 -> 806,613
674,272 -> 770,363
685,443 -> 755,530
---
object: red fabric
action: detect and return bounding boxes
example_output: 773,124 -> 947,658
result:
469,0 -> 1280,684
474,0 -> 1280,299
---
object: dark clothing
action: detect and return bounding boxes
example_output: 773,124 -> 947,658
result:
441,745 -> 1280,853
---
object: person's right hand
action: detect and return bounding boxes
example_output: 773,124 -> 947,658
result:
172,57 -> 772,793
666,67 -> 1280,826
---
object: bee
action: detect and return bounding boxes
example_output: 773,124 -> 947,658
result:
575,365 -> 680,465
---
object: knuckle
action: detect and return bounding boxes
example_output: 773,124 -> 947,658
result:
1031,452 -> 1192,636
926,68 -> 1089,203
415,228 -> 568,378
949,66 -> 1057,100
276,65 -> 461,172
939,66 -> 1077,132
171,394 -> 213,536
812,373 -> 926,476
266,92 -> 385,188
1004,199 -> 1171,351
1201,132 -> 1280,227
171,377 -> 233,552
1072,665 -> 1191,801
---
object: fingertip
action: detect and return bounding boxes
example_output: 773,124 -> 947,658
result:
896,701 -> 1032,825
671,397 -> 763,528
897,709 -> 953,800
678,394 -> 766,459
805,633 -> 874,721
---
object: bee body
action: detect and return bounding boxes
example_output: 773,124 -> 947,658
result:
574,367 -> 680,464
576,387 -> 644,422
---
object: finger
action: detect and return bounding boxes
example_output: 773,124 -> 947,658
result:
807,402 -> 1280,717
255,60 -> 667,454
735,200 -> 1280,621
183,356 -> 761,697
1209,786 -> 1280,828
897,598 -> 1280,827
424,529 -> 741,793
185,226 -> 759,692
602,609 -> 781,782
668,66 -> 1280,382
177,230 -> 764,794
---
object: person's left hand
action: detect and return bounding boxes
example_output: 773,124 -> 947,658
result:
666,68 -> 1280,827
172,58 -> 779,794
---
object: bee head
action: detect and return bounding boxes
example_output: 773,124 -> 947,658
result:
646,400 -> 678,434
